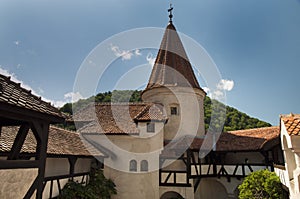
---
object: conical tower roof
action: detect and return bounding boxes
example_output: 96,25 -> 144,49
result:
144,22 -> 202,91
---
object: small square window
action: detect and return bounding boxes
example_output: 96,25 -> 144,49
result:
171,107 -> 177,115
147,123 -> 155,133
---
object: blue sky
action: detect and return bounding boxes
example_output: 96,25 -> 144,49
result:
1,0 -> 300,125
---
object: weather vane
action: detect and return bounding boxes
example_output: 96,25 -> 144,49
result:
168,4 -> 173,23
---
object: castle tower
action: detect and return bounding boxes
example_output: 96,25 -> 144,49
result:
142,11 -> 206,140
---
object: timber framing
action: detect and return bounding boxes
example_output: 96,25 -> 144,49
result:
0,74 -> 64,199
159,147 -> 282,192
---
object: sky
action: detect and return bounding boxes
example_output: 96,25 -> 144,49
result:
1,0 -> 300,125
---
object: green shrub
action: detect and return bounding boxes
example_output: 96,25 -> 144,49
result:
238,169 -> 284,199
59,169 -> 116,199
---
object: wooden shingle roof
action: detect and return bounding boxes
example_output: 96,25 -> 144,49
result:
216,126 -> 280,151
0,74 -> 63,121
144,23 -> 203,92
162,126 -> 280,154
0,126 -> 103,157
75,103 -> 167,135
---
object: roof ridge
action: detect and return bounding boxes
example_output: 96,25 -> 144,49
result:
133,104 -> 151,120
50,125 -> 79,135
227,126 -> 278,133
0,73 -> 63,119
94,102 -> 152,105
0,73 -> 44,103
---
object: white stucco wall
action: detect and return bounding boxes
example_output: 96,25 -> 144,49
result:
280,119 -> 300,199
43,157 -> 92,198
98,127 -> 164,199
45,158 -> 69,177
105,166 -> 160,199
0,168 -> 37,199
142,87 -> 206,140
160,186 -> 194,199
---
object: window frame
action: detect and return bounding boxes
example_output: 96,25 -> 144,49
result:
170,106 -> 178,115
140,160 -> 148,172
129,159 -> 137,172
146,122 -> 155,133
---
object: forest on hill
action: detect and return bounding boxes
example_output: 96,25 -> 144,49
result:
60,90 -> 271,131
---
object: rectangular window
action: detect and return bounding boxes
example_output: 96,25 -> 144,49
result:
171,107 -> 177,115
147,122 -> 155,133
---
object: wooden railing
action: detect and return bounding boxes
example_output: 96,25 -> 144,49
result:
190,163 -> 271,179
43,172 -> 90,199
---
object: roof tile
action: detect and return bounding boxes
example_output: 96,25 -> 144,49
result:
74,103 -> 167,135
0,126 -> 103,157
281,114 -> 300,136
0,74 -> 63,119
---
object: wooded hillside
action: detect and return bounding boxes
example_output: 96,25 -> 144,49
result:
60,90 -> 271,131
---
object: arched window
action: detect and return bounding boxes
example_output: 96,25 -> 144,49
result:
129,160 -> 137,172
141,160 -> 148,171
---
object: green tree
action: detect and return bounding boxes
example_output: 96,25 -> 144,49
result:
59,90 -> 271,131
59,169 -> 116,199
238,169 -> 284,199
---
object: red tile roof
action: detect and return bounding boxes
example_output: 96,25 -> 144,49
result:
144,23 -> 204,92
216,126 -> 279,151
281,114 -> 300,136
162,126 -> 280,155
0,126 -> 103,157
0,74 -> 63,120
75,103 -> 167,135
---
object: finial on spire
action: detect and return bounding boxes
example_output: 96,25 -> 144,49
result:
168,4 -> 173,23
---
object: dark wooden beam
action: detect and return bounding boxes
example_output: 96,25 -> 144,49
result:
44,172 -> 90,181
159,183 -> 191,187
0,160 -> 39,169
164,172 -> 172,183
57,179 -> 62,195
7,124 -> 30,160
49,180 -> 53,199
24,176 -> 39,199
186,150 -> 191,184
31,121 -> 50,199
0,102 -> 64,124
194,178 -> 201,193
68,156 -> 77,179
190,151 -> 199,176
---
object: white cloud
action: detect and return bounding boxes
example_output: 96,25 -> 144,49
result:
14,40 -> 20,46
135,49 -> 142,56
203,87 -> 210,93
202,79 -> 234,100
0,65 -> 35,93
110,44 -> 141,61
212,90 -> 224,99
37,87 -> 44,94
43,92 -> 84,108
146,52 -> 155,66
51,92 -> 84,108
64,92 -> 83,103
49,100 -> 66,108
217,79 -> 234,91
0,65 -> 84,108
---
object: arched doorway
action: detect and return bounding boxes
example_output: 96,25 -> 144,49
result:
160,191 -> 184,199
198,179 -> 228,199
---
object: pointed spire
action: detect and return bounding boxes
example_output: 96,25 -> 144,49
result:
144,13 -> 202,91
